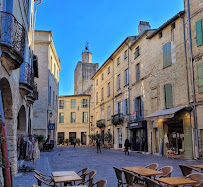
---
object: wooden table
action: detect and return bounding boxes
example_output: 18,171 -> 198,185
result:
190,165 -> 203,169
122,166 -> 163,177
52,170 -> 76,177
156,177 -> 197,186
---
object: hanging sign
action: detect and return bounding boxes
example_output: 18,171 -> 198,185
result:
48,123 -> 55,130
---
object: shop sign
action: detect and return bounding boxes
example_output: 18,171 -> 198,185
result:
48,123 -> 55,130
130,123 -> 139,127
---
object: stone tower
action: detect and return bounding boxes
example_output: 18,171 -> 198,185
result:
74,43 -> 99,95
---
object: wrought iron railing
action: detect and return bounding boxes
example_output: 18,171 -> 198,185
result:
111,113 -> 124,125
28,82 -> 38,100
128,110 -> 144,123
96,119 -> 105,128
20,62 -> 34,86
0,11 -> 25,57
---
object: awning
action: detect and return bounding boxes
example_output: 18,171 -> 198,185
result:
146,105 -> 191,119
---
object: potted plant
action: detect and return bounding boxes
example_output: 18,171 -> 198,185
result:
36,134 -> 45,150
64,138 -> 69,146
104,131 -> 113,149
76,138 -> 81,146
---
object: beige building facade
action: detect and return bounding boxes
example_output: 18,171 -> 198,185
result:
57,95 -> 90,145
0,0 -> 41,180
33,30 -> 61,144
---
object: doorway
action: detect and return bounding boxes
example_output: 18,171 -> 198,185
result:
57,132 -> 64,145
81,132 -> 86,145
69,132 -> 76,145
118,128 -> 122,148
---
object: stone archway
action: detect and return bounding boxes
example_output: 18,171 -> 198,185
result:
17,105 -> 26,136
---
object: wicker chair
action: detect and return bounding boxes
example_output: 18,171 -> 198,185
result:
146,163 -> 159,170
34,174 -> 58,187
123,169 -> 144,187
185,173 -> 203,187
144,177 -> 164,187
34,170 -> 53,184
159,166 -> 173,178
72,167 -> 89,185
77,170 -> 97,187
113,167 -> 127,187
92,179 -> 107,187
179,164 -> 199,177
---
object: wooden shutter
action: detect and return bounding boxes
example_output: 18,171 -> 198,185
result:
141,96 -> 144,117
163,42 -> 172,68
164,84 -> 173,109
115,103 -> 118,114
123,100 -> 126,115
197,63 -> 203,93
196,20 -> 203,47
134,98 -> 138,112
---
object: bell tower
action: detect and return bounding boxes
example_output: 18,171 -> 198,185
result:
82,42 -> 92,63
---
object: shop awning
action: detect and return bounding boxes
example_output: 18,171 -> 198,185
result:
146,105 -> 191,119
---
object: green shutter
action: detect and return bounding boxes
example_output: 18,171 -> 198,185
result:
197,63 -> 203,93
163,42 -> 172,68
196,20 -> 203,47
164,84 -> 173,109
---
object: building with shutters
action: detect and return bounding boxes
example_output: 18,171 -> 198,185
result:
57,95 -> 90,145
33,30 -> 61,145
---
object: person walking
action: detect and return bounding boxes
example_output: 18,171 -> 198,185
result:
124,138 -> 130,155
96,138 -> 101,153
73,138 -> 76,148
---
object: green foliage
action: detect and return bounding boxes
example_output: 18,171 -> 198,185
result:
64,138 -> 69,144
35,134 -> 45,144
76,138 -> 80,144
104,131 -> 112,143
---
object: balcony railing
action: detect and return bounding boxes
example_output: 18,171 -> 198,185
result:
0,11 -> 25,58
96,119 -> 105,128
20,62 -> 34,87
27,82 -> 38,101
128,111 -> 144,123
111,113 -> 124,126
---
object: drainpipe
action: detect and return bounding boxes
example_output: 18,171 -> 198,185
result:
187,0 -> 199,159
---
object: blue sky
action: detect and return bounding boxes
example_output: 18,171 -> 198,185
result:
35,0 -> 184,96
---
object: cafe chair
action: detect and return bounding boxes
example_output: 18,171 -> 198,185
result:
185,173 -> 203,187
123,169 -> 145,187
113,167 -> 127,187
146,163 -> 159,170
144,177 -> 164,187
34,170 -> 53,184
77,167 -> 89,182
34,174 -> 58,187
92,179 -> 107,187
77,170 -> 97,187
159,166 -> 173,178
179,164 -> 199,177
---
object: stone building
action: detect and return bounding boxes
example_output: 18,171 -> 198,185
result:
57,95 -> 90,145
33,30 -> 61,144
0,0 -> 41,181
74,44 -> 99,95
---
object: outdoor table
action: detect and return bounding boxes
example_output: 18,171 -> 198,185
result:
122,166 -> 163,177
190,165 -> 203,172
52,170 -> 76,177
155,177 -> 197,186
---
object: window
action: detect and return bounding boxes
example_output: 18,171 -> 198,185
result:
71,99 -> 76,108
82,112 -> 88,123
96,79 -> 98,85
101,88 -> 104,100
197,62 -> 203,93
116,102 -> 121,114
171,22 -> 175,30
59,100 -> 65,109
163,42 -> 172,68
48,86 -> 51,105
107,106 -> 111,120
134,46 -> 140,59
107,82 -> 110,96
96,92 -> 98,104
70,112 -> 76,123
59,113 -> 64,123
124,50 -> 128,60
122,99 -> 128,115
108,66 -> 110,74
136,63 -> 140,81
134,96 -> 143,117
101,109 -> 104,119
159,32 -> 162,38
50,56 -> 53,72
53,91 -> 55,107
117,74 -> 121,90
164,84 -> 173,109
81,99 -> 88,108
54,64 -> 56,77
196,20 -> 203,46
117,57 -> 120,66
101,73 -> 104,80
56,95 -> 58,108
124,69 -> 129,85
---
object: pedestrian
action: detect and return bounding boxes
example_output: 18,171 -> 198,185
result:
73,138 -> 76,148
96,138 -> 101,153
124,138 -> 130,155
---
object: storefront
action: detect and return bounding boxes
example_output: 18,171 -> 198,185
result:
128,121 -> 148,152
147,106 -> 193,159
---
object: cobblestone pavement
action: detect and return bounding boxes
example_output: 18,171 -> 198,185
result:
13,146 -> 203,187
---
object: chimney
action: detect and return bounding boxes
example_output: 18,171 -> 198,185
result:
138,21 -> 151,35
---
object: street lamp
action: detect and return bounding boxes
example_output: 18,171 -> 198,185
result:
48,110 -> 53,124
